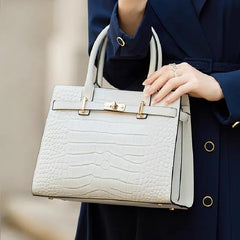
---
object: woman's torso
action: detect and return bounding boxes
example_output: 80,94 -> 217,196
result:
76,1 -> 240,239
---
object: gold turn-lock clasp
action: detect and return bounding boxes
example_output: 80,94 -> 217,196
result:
136,101 -> 147,119
104,101 -> 125,112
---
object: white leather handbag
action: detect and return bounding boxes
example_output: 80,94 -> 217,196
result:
32,25 -> 194,209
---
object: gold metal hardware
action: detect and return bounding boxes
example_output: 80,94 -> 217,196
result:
48,197 -> 53,200
104,101 -> 125,112
116,37 -> 126,47
204,141 -> 215,152
137,101 -> 147,119
232,121 -> 240,128
202,196 -> 213,207
111,101 -> 118,110
79,96 -> 88,114
157,203 -> 163,207
169,208 -> 175,211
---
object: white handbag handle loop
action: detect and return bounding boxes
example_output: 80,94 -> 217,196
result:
95,27 -> 162,88
82,25 -> 162,106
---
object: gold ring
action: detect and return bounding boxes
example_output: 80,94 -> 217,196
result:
170,63 -> 177,77
202,196 -> 213,207
116,37 -> 125,47
232,121 -> 240,128
204,141 -> 215,152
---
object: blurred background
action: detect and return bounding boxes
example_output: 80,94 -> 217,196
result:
0,0 -> 111,239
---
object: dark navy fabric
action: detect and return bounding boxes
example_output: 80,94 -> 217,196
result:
76,0 -> 240,239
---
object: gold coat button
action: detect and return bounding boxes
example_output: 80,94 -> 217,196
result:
232,121 -> 240,129
202,196 -> 213,207
204,141 -> 215,152
116,37 -> 126,47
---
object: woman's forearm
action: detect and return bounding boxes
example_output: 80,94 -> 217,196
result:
118,0 -> 148,37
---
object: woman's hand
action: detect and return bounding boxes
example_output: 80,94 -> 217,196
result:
142,62 -> 224,104
118,0 -> 148,37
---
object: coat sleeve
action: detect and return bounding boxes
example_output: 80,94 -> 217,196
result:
211,70 -> 240,127
88,0 -> 152,90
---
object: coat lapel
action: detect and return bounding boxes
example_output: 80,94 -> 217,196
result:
192,0 -> 207,16
149,0 -> 212,58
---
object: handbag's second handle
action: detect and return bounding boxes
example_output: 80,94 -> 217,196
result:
80,25 -> 162,115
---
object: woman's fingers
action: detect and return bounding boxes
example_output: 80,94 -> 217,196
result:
152,76 -> 187,104
143,61 -> 224,104
143,65 -> 172,85
164,83 -> 191,103
143,64 -> 185,96
145,72 -> 174,96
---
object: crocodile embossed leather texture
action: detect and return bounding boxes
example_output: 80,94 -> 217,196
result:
32,26 -> 193,209
32,86 -> 181,204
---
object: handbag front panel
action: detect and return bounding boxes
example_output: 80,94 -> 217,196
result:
32,86 -> 180,204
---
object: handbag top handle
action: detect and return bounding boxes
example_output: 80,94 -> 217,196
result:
95,27 -> 162,88
82,25 -> 162,107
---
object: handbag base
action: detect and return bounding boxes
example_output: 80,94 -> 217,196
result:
33,193 -> 188,210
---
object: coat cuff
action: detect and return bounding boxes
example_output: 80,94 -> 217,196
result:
107,2 -> 152,59
211,70 -> 240,126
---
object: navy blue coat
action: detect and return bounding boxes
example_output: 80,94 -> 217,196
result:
76,0 -> 240,239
